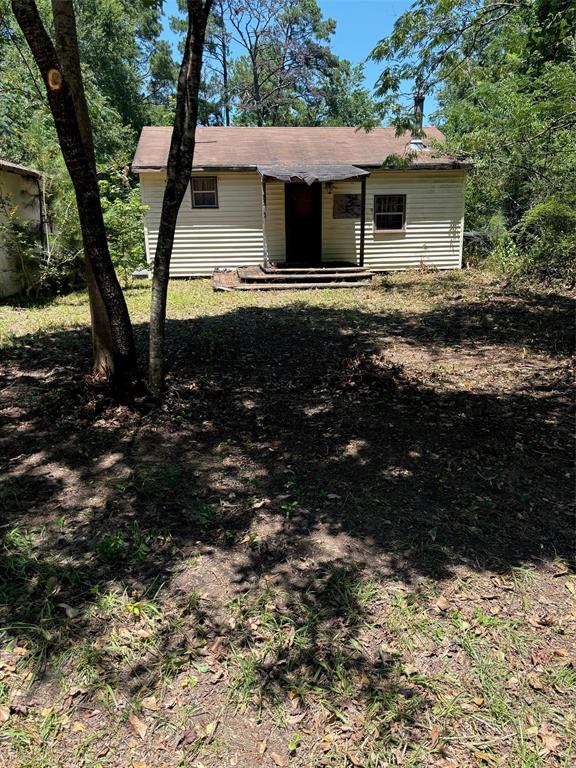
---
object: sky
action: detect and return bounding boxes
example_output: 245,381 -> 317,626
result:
161,0 -> 438,119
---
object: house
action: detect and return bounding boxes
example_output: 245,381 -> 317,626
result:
0,160 -> 45,298
132,126 -> 468,286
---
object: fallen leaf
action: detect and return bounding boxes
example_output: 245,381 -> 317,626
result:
58,603 -> 81,619
348,752 -> 364,766
430,724 -> 442,747
177,724 -> 197,746
128,713 -> 147,740
271,752 -> 287,766
539,726 -> 560,754
257,738 -> 268,755
527,673 -> 543,691
210,668 -> 224,684
71,721 -> 86,733
132,761 -> 148,768
0,705 -> 10,723
435,595 -> 449,612
141,696 -> 160,711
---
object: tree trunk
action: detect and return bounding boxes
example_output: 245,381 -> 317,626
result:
218,0 -> 230,127
149,0 -> 213,394
86,261 -> 114,377
12,0 -> 140,388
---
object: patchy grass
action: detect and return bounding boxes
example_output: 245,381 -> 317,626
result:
0,270 -> 574,767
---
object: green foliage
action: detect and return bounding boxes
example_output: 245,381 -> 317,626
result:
0,197 -> 42,293
99,172 -> 148,287
171,0 -> 379,127
371,0 -> 576,283
0,0 -> 169,296
515,196 -> 576,282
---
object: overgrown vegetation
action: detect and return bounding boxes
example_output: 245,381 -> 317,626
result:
371,0 -> 576,284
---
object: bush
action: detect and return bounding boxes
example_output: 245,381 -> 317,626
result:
514,196 -> 576,284
99,171 -> 148,287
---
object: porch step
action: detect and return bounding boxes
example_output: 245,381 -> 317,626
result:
238,267 -> 371,283
262,261 -> 361,274
213,264 -> 374,292
233,280 -> 373,291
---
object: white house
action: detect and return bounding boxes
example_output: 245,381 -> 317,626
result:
132,126 -> 467,287
0,160 -> 45,298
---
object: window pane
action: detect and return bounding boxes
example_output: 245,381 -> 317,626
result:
375,212 -> 404,230
192,177 -> 216,192
374,195 -> 405,229
193,191 -> 217,207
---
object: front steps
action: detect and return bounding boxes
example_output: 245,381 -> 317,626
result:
213,263 -> 374,291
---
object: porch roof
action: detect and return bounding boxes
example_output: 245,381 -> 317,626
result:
257,164 -> 370,185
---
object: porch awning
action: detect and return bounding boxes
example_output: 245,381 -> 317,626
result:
257,164 -> 370,185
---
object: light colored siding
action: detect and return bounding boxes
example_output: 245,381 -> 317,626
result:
322,170 -> 466,271
139,168 -> 466,275
265,180 -> 285,261
0,170 -> 42,297
140,171 -> 264,276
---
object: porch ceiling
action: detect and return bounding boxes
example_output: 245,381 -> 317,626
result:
257,164 -> 370,185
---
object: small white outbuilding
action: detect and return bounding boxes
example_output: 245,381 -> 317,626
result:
0,159 -> 45,298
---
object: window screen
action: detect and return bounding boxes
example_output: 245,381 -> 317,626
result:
374,195 -> 406,230
191,176 -> 218,208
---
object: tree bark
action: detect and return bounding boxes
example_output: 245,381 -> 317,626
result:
12,0 -> 140,388
149,0 -> 213,393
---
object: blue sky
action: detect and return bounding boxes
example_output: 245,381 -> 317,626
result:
161,0 -> 438,120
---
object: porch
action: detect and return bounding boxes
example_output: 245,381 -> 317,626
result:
213,164 -> 374,291
213,262 -> 374,291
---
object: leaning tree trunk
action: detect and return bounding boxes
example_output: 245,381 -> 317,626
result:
12,0 -> 139,388
149,0 -> 213,393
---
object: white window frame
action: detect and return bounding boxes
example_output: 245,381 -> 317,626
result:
191,176 -> 219,209
373,194 -> 406,232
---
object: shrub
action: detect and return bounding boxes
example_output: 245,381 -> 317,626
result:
514,195 -> 576,284
99,172 -> 148,287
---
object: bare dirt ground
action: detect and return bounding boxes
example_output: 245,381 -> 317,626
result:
0,270 -> 574,768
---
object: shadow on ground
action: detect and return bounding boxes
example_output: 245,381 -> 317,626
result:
0,286 -> 574,721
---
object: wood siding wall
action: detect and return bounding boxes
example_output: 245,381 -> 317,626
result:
139,169 -> 466,275
140,171 -> 264,276
323,171 -> 466,270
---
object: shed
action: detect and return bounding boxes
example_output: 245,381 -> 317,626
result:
0,160 -> 45,298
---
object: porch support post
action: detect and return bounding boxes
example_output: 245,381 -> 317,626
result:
359,175 -> 367,268
261,176 -> 269,267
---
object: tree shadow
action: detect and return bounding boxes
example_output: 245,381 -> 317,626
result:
0,287 -> 573,746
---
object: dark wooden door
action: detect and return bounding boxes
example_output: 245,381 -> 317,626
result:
285,183 -> 322,265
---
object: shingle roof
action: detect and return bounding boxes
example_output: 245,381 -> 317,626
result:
132,126 -> 464,172
0,159 -> 42,179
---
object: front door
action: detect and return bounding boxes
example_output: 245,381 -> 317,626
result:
285,183 -> 322,265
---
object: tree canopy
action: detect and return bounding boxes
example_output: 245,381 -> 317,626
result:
371,0 -> 576,281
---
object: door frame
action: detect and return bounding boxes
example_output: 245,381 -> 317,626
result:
284,182 -> 322,265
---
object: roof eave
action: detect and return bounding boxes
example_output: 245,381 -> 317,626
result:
0,160 -> 43,179
133,161 -> 470,174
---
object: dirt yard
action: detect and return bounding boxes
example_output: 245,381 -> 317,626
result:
0,270 -> 574,768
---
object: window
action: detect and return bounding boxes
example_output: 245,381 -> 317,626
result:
191,176 -> 218,208
374,194 -> 406,231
